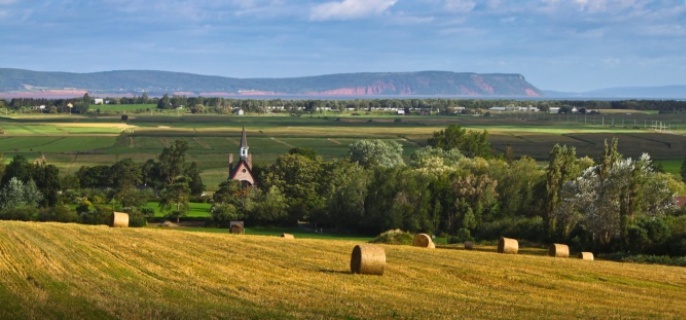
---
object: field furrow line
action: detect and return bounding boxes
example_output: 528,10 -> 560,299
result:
327,138 -> 341,145
270,137 -> 294,148
192,137 -> 211,149
225,138 -> 239,146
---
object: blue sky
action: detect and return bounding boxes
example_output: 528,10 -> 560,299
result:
0,0 -> 684,92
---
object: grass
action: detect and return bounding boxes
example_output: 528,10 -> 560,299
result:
176,225 -> 374,242
2,113 -> 686,186
1,221 -> 685,319
144,201 -> 211,218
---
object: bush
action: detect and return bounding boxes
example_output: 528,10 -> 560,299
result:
80,205 -> 112,225
210,203 -> 244,227
627,216 -> 671,255
121,207 -> 147,227
475,216 -> 545,242
38,205 -> 80,223
369,229 -> 414,245
447,228 -> 473,244
0,206 -> 39,221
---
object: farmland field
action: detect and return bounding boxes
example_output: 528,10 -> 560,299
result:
0,221 -> 684,319
2,113 -> 686,190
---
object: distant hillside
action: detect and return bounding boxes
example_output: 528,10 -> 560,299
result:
583,85 -> 686,99
544,85 -> 686,99
0,68 -> 541,97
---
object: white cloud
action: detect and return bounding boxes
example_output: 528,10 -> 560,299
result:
310,0 -> 397,21
444,0 -> 476,13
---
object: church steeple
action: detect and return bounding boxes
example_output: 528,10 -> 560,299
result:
239,126 -> 249,160
229,126 -> 255,187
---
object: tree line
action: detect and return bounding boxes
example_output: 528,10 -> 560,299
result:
4,94 -> 686,115
210,125 -> 686,256
1,125 -> 686,258
0,140 -> 204,226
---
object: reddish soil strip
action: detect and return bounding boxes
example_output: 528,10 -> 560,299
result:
160,138 -> 170,147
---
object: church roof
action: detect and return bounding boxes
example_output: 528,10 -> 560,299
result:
240,126 -> 248,149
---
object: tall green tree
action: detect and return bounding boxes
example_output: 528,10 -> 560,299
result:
159,175 -> 191,223
262,153 -> 324,223
427,124 -> 491,158
348,139 -> 404,168
679,155 -> 686,183
157,94 -> 172,109
545,144 -> 580,240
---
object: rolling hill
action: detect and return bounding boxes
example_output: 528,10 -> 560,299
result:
0,68 -> 542,98
1,221 -> 684,319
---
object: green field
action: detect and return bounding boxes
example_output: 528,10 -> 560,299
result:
1,221 -> 684,319
2,113 -> 686,190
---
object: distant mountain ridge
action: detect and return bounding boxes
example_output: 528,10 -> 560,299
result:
0,68 -> 541,98
544,85 -> 686,99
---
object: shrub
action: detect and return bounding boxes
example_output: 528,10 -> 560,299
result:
447,228 -> 473,244
369,229 -> 414,245
38,205 -> 80,223
0,206 -> 39,221
121,207 -> 147,227
475,216 -> 545,242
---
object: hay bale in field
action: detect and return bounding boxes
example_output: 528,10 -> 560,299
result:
464,241 -> 474,250
578,252 -> 594,261
158,221 -> 178,228
369,229 -> 414,245
412,233 -> 435,248
281,233 -> 295,239
350,244 -> 385,276
110,212 -> 129,228
548,243 -> 570,258
229,221 -> 244,234
497,237 -> 518,254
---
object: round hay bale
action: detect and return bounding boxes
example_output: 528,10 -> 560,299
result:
578,252 -> 594,261
464,241 -> 474,250
548,243 -> 570,258
110,212 -> 129,228
350,244 -> 385,276
412,233 -> 434,248
158,221 -> 178,228
497,237 -> 518,254
281,233 -> 295,239
229,224 -> 244,234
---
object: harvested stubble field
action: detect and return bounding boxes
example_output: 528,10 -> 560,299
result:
1,221 -> 685,319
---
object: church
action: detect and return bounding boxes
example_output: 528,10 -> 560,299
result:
228,127 -> 255,187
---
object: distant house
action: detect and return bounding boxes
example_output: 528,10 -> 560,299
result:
549,107 -> 560,114
94,98 -> 104,105
397,109 -> 405,115
234,108 -> 245,116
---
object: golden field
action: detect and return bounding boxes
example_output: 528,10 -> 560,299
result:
0,221 -> 685,319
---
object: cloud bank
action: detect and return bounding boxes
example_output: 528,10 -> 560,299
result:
310,0 -> 397,21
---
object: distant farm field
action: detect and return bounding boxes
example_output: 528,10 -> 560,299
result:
2,113 -> 686,190
0,221 -> 684,319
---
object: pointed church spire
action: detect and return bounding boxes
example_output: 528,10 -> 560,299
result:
239,126 -> 249,161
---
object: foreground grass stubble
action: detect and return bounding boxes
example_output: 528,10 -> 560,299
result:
1,222 -> 685,319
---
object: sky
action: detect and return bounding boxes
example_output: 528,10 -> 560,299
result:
0,0 -> 685,92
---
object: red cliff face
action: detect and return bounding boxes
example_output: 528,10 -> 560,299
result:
471,75 -> 495,94
525,89 -> 541,97
307,81 -> 414,96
